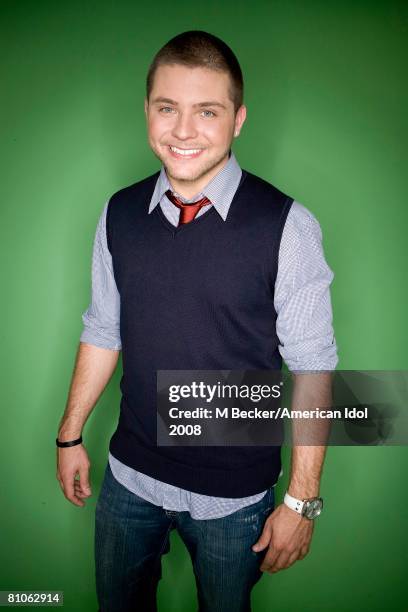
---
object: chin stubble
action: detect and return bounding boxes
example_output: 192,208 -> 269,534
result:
165,149 -> 230,184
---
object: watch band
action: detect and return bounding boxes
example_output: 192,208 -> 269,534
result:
283,491 -> 305,514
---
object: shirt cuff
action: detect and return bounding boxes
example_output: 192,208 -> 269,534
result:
79,328 -> 122,351
280,335 -> 339,372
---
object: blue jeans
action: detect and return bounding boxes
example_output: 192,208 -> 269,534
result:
95,461 -> 275,612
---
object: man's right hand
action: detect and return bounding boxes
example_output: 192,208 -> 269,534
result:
56,443 -> 92,507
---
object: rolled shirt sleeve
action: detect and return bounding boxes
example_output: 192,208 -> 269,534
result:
80,200 -> 122,350
275,201 -> 338,371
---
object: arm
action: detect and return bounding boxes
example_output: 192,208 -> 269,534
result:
253,372 -> 332,572
252,202 -> 337,572
56,200 -> 122,507
287,371 -> 332,499
56,343 -> 120,506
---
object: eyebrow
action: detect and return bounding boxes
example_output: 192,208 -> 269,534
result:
151,97 -> 227,110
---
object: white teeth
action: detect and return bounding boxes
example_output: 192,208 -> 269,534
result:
170,146 -> 202,156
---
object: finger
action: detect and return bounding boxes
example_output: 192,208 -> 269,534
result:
74,483 -> 90,498
260,545 -> 280,572
286,550 -> 300,567
74,481 -> 91,497
298,545 -> 309,560
268,551 -> 291,573
78,465 -> 92,496
64,475 -> 85,507
252,520 -> 273,552
262,547 -> 300,573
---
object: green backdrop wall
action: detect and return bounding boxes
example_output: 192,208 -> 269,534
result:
1,1 -> 407,610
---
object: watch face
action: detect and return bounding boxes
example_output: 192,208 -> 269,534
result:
304,498 -> 323,519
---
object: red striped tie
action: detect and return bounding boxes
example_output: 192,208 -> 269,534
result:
165,190 -> 211,225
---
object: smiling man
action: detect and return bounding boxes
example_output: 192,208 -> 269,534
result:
56,31 -> 337,612
145,62 -> 245,195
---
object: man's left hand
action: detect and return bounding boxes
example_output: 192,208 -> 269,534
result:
252,503 -> 314,573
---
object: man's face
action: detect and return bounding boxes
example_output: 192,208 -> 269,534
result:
144,63 -> 246,195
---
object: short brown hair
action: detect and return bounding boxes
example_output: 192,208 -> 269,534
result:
146,30 -> 244,113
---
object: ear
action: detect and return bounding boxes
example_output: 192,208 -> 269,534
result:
233,104 -> 247,137
144,98 -> 149,117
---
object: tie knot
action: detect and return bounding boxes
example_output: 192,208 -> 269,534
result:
165,190 -> 212,225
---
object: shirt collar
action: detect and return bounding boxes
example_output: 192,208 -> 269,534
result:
148,150 -> 242,221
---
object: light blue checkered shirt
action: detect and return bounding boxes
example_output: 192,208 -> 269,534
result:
81,150 -> 338,519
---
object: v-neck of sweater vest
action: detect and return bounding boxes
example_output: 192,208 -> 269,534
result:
154,170 -> 248,235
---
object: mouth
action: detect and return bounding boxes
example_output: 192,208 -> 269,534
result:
167,145 -> 204,160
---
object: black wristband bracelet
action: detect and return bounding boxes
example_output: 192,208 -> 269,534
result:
56,435 -> 83,448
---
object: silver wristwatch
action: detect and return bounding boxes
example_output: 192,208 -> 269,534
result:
284,491 -> 323,520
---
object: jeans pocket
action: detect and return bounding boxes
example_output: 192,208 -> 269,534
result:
95,462 -> 116,513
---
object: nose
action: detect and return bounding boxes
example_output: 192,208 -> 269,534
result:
171,111 -> 198,141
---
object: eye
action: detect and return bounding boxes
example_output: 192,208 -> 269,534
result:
201,110 -> 216,118
159,107 -> 175,113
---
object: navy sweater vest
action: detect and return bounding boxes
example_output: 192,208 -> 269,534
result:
107,169 -> 293,497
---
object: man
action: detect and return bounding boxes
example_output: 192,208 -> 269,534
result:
56,30 -> 337,612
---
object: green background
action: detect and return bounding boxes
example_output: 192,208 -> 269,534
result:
1,1 -> 407,610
